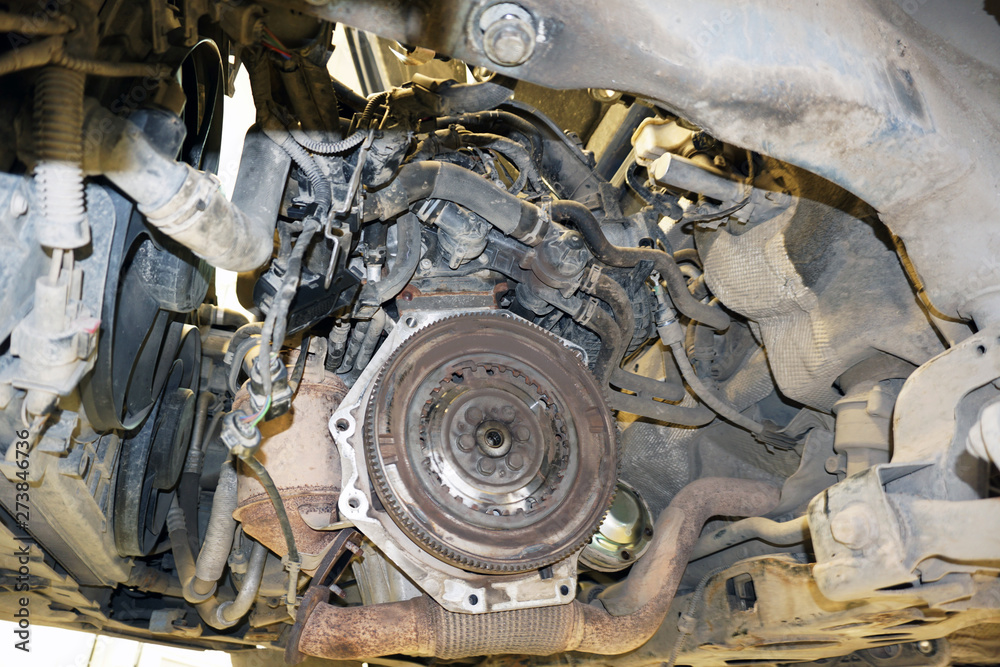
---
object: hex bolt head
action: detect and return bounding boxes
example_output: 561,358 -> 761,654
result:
830,503 -> 878,550
465,406 -> 484,424
483,12 -> 536,67
507,451 -> 524,471
477,457 -> 497,476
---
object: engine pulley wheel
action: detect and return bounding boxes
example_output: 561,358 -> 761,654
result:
365,312 -> 618,573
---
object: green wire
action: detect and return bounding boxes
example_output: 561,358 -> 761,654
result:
247,394 -> 271,428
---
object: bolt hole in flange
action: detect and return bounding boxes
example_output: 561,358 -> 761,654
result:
347,497 -> 361,510
335,418 -> 350,432
559,584 -> 570,596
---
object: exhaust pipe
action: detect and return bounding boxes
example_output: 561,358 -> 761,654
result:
292,477 -> 779,661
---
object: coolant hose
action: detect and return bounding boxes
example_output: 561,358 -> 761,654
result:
460,132 -> 540,192
355,213 -> 421,314
294,478 -> 779,660
551,200 -> 730,331
376,169 -> 728,330
587,273 -> 635,385
436,110 -> 544,168
579,274 -> 709,424
373,161 -> 538,240
84,103 -> 276,271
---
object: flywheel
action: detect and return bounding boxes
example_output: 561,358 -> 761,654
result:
364,312 -> 618,573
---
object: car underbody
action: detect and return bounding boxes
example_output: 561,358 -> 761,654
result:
1,1 -> 999,665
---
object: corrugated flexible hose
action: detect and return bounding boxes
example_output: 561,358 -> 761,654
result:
34,65 -> 88,249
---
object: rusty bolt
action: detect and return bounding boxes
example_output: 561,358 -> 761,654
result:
830,503 -> 878,550
481,4 -> 536,67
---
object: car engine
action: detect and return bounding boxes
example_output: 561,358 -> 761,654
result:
0,1 -> 999,665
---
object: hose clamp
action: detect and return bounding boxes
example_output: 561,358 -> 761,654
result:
576,297 -> 600,327
580,264 -> 603,294
519,197 -> 550,246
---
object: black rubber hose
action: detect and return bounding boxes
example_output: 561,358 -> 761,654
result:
357,213 -> 422,313
437,110 -> 543,170
178,391 -> 216,555
461,132 -> 541,193
610,366 -> 687,404
331,79 -> 368,114
673,248 -> 702,269
551,200 -> 729,331
577,286 -> 708,425
373,161 -> 537,239
588,273 -> 635,386
227,323 -> 263,360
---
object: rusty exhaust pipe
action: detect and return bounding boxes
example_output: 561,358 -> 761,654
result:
292,477 -> 779,660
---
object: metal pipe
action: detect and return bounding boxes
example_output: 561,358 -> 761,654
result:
294,478 -> 779,660
167,498 -> 269,629
690,516 -> 808,562
218,542 -> 268,625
